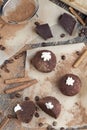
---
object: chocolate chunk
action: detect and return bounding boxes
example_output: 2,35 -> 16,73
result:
37,96 -> 61,119
59,13 -> 76,35
35,22 -> 53,40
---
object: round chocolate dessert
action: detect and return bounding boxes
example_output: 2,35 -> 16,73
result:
37,96 -> 61,119
31,50 -> 56,73
14,101 -> 36,123
59,74 -> 81,96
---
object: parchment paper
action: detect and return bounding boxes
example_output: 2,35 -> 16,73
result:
24,43 -> 87,129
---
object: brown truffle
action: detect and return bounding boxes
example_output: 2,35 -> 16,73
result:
14,101 -> 36,123
31,50 -> 56,73
59,74 -> 81,96
36,96 -> 61,119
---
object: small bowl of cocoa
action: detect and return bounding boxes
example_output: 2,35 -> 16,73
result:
1,0 -> 39,24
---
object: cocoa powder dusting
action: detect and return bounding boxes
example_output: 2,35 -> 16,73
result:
7,0 -> 36,22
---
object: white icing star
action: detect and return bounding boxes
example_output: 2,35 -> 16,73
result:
45,102 -> 54,109
41,52 -> 51,61
66,77 -> 75,86
14,104 -> 23,112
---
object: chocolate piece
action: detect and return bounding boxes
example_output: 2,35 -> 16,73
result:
15,101 -> 36,123
59,74 -> 81,96
59,13 -> 76,35
31,50 -> 56,73
35,22 -> 53,40
37,96 -> 61,119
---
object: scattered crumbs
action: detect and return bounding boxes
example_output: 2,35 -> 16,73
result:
24,97 -> 30,101
38,122 -> 43,127
35,96 -> 40,101
60,33 -> 65,38
34,112 -> 39,118
61,55 -> 66,60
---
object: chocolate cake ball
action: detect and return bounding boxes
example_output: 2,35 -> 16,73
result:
59,74 -> 81,96
36,96 -> 61,119
14,101 -> 36,123
31,50 -> 56,73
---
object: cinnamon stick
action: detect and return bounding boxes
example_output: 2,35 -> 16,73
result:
73,49 -> 87,68
0,117 -> 10,130
69,7 -> 86,26
4,79 -> 38,94
5,77 -> 31,84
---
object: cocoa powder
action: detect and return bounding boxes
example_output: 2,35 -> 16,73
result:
7,0 -> 36,22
